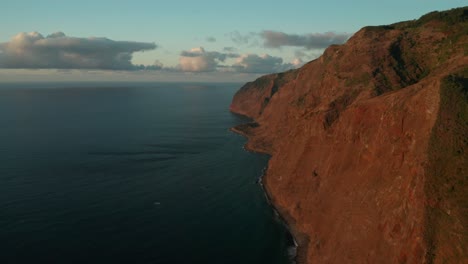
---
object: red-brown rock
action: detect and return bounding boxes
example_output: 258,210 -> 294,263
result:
230,7 -> 467,264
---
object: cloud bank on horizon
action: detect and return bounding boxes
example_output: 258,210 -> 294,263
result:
177,47 -> 301,73
0,30 -> 350,74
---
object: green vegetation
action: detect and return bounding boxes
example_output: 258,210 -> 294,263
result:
417,7 -> 467,26
361,25 -> 394,32
344,73 -> 372,87
388,36 -> 428,87
295,94 -> 306,107
324,89 -> 360,128
251,75 -> 273,91
373,71 -> 395,95
392,7 -> 467,29
425,67 -> 468,263
370,7 -> 466,96
275,69 -> 299,88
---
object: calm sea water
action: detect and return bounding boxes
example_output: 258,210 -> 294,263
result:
0,82 -> 293,264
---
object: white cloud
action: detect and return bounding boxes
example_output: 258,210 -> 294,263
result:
0,32 -> 157,70
178,47 -> 239,72
291,58 -> 304,67
233,54 -> 297,73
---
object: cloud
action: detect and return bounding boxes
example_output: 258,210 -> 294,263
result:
206,36 -> 216,42
178,47 -> 239,72
0,31 -> 157,70
228,30 -> 349,50
223,47 -> 236,52
294,49 -> 308,58
232,54 -> 297,73
260,30 -> 350,49
228,31 -> 257,46
177,47 -> 301,74
293,49 -> 323,62
134,60 -> 165,70
291,58 -> 304,67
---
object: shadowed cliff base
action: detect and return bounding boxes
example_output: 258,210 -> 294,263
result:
231,7 -> 467,264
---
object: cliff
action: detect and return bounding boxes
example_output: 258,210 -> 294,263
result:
230,8 -> 467,264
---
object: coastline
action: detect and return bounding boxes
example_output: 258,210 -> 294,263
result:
257,165 -> 299,264
229,124 -> 308,264
227,8 -> 468,263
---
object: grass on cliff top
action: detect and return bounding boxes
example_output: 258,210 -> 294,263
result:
393,6 -> 467,29
362,7 -> 467,32
243,69 -> 298,93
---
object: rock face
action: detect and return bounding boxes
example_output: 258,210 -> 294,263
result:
230,8 -> 467,264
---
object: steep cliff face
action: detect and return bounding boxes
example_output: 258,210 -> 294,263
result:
230,8 -> 467,264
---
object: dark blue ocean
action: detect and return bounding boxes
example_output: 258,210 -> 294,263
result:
0,82 -> 293,264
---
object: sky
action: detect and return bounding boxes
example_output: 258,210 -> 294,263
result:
0,0 -> 466,82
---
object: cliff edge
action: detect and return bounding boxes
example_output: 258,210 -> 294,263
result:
230,7 -> 467,264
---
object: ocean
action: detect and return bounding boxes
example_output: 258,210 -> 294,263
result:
0,82 -> 293,264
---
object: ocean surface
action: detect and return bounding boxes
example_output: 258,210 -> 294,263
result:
0,82 -> 293,264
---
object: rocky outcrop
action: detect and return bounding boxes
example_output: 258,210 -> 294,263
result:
230,7 -> 467,264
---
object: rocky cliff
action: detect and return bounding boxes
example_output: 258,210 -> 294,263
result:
230,8 -> 467,264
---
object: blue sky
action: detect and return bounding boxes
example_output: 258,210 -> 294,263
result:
0,0 -> 465,82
